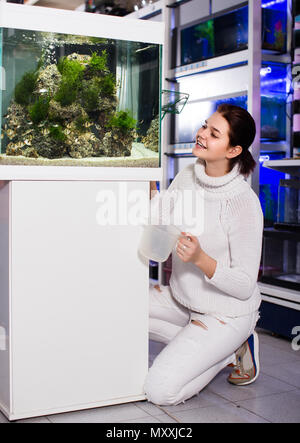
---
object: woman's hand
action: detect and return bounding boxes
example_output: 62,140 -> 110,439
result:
176,232 -> 203,264
176,232 -> 217,279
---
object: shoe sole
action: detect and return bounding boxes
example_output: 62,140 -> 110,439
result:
234,331 -> 260,386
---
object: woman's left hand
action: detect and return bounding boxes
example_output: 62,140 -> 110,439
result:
176,232 -> 203,264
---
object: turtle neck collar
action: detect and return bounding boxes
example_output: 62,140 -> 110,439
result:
194,159 -> 247,199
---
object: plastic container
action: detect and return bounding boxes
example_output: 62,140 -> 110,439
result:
138,224 -> 181,262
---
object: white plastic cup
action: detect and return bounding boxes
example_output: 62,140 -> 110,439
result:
138,224 -> 181,262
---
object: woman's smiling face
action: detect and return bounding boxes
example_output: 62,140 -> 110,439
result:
192,111 -> 232,161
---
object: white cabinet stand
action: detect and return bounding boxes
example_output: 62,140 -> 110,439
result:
0,179 -> 149,420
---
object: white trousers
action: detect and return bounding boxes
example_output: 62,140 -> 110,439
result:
144,284 -> 259,406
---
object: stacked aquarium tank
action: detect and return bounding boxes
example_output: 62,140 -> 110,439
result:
180,4 -> 248,66
174,94 -> 248,144
0,5 -> 162,169
180,0 -> 287,67
260,62 -> 288,141
261,0 -> 287,53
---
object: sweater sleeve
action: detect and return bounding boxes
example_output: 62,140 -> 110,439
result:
204,190 -> 264,300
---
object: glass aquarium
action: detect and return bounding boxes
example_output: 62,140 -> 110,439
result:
261,62 -> 288,141
259,151 -> 286,226
180,2 -> 288,67
0,6 -> 162,168
262,0 -> 287,53
260,228 -> 300,291
275,178 -> 300,230
174,94 -> 247,144
174,60 -> 288,145
180,5 -> 248,66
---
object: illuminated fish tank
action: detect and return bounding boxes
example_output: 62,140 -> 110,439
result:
180,1 -> 288,67
259,151 -> 286,226
174,94 -> 248,144
180,5 -> 248,66
262,0 -> 287,53
174,60 -> 288,144
261,62 -> 288,141
0,3 -> 163,169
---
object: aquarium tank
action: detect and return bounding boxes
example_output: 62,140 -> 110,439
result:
260,228 -> 300,291
214,5 -> 248,58
0,24 -> 161,167
174,95 -> 247,144
260,151 -> 286,226
174,59 -> 288,144
276,178 -> 300,228
262,0 -> 287,53
261,62 -> 288,141
180,19 -> 215,65
180,5 -> 248,66
180,1 -> 288,67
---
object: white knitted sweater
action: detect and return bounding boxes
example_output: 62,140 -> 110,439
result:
158,159 -> 264,318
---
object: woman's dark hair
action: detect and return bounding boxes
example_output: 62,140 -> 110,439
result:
217,104 -> 256,177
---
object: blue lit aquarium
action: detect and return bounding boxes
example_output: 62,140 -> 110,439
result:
181,19 -> 214,65
175,60 -> 288,144
259,151 -> 286,226
180,6 -> 248,66
174,95 -> 248,144
262,0 -> 287,53
0,7 -> 162,168
261,62 -> 288,141
214,6 -> 248,58
180,2 -> 288,67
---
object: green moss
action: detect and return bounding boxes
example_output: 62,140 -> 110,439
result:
99,73 -> 116,97
80,78 -> 101,112
88,50 -> 108,75
49,125 -> 66,142
55,57 -> 85,106
107,110 -> 136,134
28,96 -> 50,124
14,71 -> 38,106
57,57 -> 85,78
55,80 -> 78,107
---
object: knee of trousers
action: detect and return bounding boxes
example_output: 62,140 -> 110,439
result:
144,365 -> 180,406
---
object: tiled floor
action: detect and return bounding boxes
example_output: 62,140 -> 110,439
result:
1,328 -> 299,423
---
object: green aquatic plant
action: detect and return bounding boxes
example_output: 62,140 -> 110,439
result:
107,110 -> 136,134
80,78 -> 102,112
55,80 -> 78,107
28,95 -> 50,124
194,20 -> 215,55
49,125 -> 66,142
99,73 -> 116,97
57,56 -> 66,75
55,57 -> 85,106
14,71 -> 38,106
57,56 -> 85,78
88,50 -> 108,75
